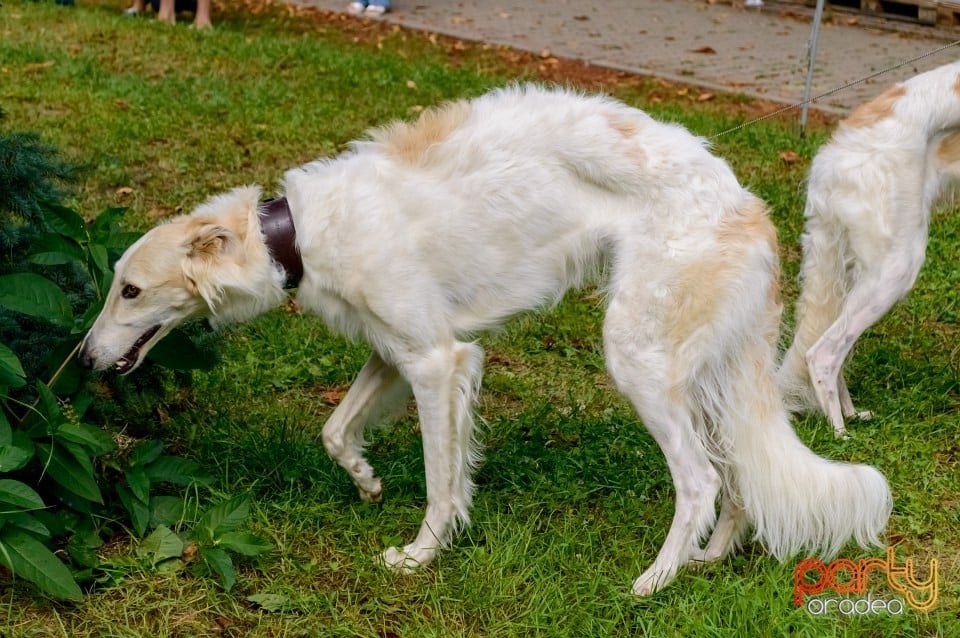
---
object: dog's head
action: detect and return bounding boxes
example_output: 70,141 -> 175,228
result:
79,186 -> 281,374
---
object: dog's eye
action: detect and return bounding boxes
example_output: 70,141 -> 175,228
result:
121,284 -> 141,300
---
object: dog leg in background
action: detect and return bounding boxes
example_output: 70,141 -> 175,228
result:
603,297 -> 722,596
699,490 -> 749,564
322,354 -> 411,503
806,241 -> 927,436
382,341 -> 483,572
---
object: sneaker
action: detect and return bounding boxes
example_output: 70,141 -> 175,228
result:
347,1 -> 367,15
365,0 -> 390,15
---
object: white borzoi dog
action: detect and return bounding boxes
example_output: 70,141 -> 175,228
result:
79,85 -> 891,595
779,60 -> 960,437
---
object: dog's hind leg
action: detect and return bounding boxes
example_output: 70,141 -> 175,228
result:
603,298 -> 721,596
806,238 -> 927,436
382,341 -> 484,572
322,353 -> 411,503
698,487 -> 748,564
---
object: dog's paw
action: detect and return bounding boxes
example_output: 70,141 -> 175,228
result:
358,477 -> 383,504
381,546 -> 424,574
632,565 -> 677,597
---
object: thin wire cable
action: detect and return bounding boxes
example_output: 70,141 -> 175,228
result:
710,38 -> 960,139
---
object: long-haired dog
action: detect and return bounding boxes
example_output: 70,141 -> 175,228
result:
79,86 -> 891,595
779,60 -> 960,437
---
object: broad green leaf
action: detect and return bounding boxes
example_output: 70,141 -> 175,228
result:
75,300 -> 104,333
90,207 -> 127,238
137,525 -> 183,567
67,528 -> 102,569
40,202 -> 86,241
144,455 -> 211,487
27,233 -> 84,266
6,512 -> 51,540
0,435 -> 34,473
105,231 -> 141,252
56,423 -> 115,456
130,439 -> 165,467
0,343 -> 27,389
0,479 -> 45,511
116,485 -> 150,537
35,443 -> 103,504
200,547 -> 236,591
0,527 -> 83,601
0,273 -> 73,328
193,495 -> 250,542
88,244 -> 109,276
59,440 -> 96,479
35,381 -> 63,427
147,330 -> 217,371
125,467 -> 150,504
97,269 -> 114,300
149,496 -> 185,529
217,532 -> 273,557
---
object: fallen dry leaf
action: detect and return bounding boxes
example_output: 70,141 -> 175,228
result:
779,150 -> 800,164
690,46 -> 717,55
115,187 -> 134,197
406,79 -> 417,89
697,92 -> 715,102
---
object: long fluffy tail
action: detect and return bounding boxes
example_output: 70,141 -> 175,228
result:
778,204 -> 852,414
708,339 -> 891,559
687,200 -> 890,560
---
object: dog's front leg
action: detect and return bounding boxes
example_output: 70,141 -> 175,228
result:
322,353 -> 411,503
382,342 -> 483,573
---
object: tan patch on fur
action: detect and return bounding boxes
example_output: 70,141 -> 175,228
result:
840,84 -> 906,129
667,198 -> 780,350
374,100 -> 473,166
954,72 -> 960,96
607,113 -> 639,139
936,130 -> 960,164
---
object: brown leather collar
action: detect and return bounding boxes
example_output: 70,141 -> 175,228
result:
259,197 -> 303,289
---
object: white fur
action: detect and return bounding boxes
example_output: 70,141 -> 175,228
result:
80,85 -> 891,594
779,61 -> 960,437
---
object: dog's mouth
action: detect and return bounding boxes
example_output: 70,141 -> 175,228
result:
116,324 -> 162,375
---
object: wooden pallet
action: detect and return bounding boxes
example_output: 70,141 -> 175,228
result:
806,0 -> 938,25
938,1 -> 960,25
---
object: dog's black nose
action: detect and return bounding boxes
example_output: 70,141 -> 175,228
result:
77,347 -> 94,370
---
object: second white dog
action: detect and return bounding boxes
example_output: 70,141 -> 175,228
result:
779,60 -> 960,437
79,86 -> 891,595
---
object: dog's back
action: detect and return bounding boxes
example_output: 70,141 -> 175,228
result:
284,86 -> 751,342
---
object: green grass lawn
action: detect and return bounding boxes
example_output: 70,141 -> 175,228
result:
2,1 -> 958,635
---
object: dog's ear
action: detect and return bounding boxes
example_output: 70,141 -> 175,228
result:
181,223 -> 243,311
188,224 -> 239,260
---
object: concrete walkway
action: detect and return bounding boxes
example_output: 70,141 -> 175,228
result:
299,0 -> 960,114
